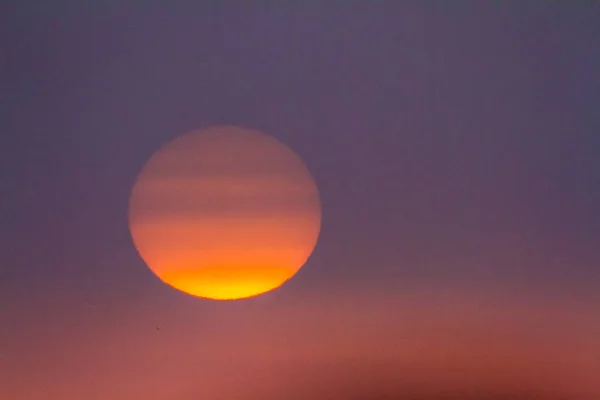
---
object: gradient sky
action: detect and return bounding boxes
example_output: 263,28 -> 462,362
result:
1,2 -> 600,399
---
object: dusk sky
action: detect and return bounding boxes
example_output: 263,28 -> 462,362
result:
2,2 -> 600,399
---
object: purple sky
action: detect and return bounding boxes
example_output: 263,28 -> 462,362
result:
1,2 -> 599,399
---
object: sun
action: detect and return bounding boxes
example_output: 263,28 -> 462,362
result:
128,126 -> 322,300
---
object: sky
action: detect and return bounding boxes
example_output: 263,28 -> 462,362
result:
1,2 -> 600,399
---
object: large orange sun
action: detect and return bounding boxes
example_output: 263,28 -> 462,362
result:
128,126 -> 322,300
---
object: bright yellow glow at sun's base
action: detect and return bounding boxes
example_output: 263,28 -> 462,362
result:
128,126 -> 321,300
161,266 -> 298,300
